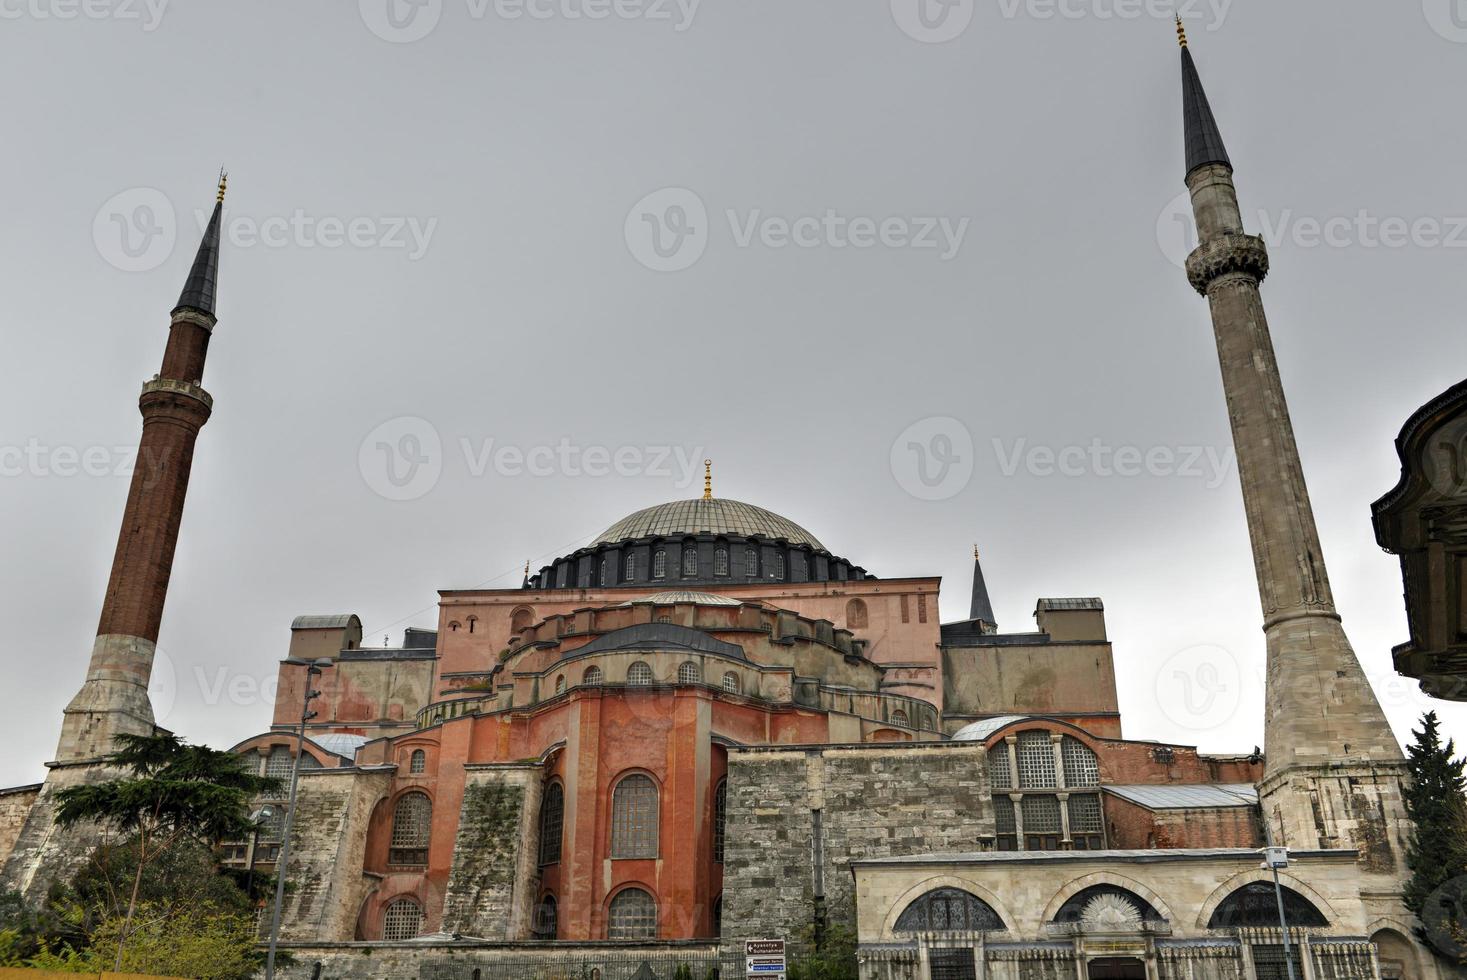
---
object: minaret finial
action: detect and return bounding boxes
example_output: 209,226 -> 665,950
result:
973,544 -> 980,560
1175,15 -> 1188,48
217,168 -> 228,203
703,459 -> 713,500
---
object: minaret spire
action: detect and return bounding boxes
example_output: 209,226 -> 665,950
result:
1176,39 -> 1404,859
969,545 -> 996,632
56,176 -> 226,764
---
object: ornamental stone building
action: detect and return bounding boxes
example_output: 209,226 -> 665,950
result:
0,29 -> 1460,980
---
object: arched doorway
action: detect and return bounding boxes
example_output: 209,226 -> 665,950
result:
1087,957 -> 1146,980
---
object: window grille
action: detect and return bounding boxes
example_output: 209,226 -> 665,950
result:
1061,736 -> 1100,787
264,747 -> 294,779
713,780 -> 727,863
928,948 -> 978,980
890,709 -> 909,727
1250,945 -> 1305,980
1208,883 -> 1328,928
583,666 -> 602,686
1021,794 -> 1061,834
382,899 -> 422,941
607,888 -> 657,940
770,553 -> 784,579
1016,731 -> 1057,788
745,549 -> 758,576
989,746 -> 1012,789
257,805 -> 286,842
533,896 -> 558,940
627,661 -> 653,686
994,796 -> 1016,834
682,547 -> 698,576
610,774 -> 658,859
599,557 -> 609,584
722,672 -> 740,694
653,550 -> 667,579
1068,793 -> 1103,833
678,662 -> 700,684
389,792 -> 431,866
714,548 -> 729,576
409,749 -> 426,774
554,675 -> 566,695
539,783 -> 564,866
624,553 -> 637,580
893,889 -> 1004,933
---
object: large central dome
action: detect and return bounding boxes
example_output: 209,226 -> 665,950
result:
594,498 -> 826,551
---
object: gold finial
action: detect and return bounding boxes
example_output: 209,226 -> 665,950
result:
1175,16 -> 1188,48
974,544 -> 981,560
703,459 -> 713,500
524,560 -> 531,575
217,168 -> 228,203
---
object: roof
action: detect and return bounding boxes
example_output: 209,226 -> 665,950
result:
1105,784 -> 1258,810
594,498 -> 826,550
851,848 -> 1355,868
308,734 -> 369,760
1181,47 -> 1232,176
620,590 -> 741,607
174,199 -> 223,317
950,715 -> 1032,742
291,614 -> 361,630
571,623 -> 747,662
1035,598 -> 1104,612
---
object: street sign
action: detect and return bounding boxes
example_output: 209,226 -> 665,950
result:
745,938 -> 786,978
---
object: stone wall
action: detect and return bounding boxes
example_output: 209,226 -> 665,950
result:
722,742 -> 991,955
440,763 -> 542,939
270,941 -> 721,980
276,767 -> 393,942
0,763 -> 128,903
0,785 -> 40,872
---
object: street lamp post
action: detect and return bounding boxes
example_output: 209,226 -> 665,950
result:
245,804 -> 277,900
264,658 -> 331,980
1261,846 -> 1298,980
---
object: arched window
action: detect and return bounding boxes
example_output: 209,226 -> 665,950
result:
607,888 -> 657,940
1054,885 -> 1163,925
627,661 -> 653,686
894,889 -> 1004,933
624,553 -> 637,580
745,549 -> 758,577
714,548 -> 729,576
890,709 -> 909,727
678,661 -> 700,684
1016,730 -> 1057,788
389,792 -> 431,866
539,783 -> 564,866
770,553 -> 785,579
682,546 -> 698,576
1061,736 -> 1100,787
382,898 -> 422,941
449,621 -> 460,632
554,675 -> 566,695
653,550 -> 667,579
467,615 -> 477,634
712,894 -> 723,937
583,665 -> 603,686
610,774 -> 659,859
845,598 -> 868,628
713,780 -> 727,863
722,672 -> 740,694
1207,882 -> 1328,929
533,895 -> 558,940
511,607 -> 534,634
409,749 -> 426,774
599,556 -> 609,585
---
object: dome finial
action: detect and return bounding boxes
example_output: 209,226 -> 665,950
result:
974,543 -> 980,559
703,459 -> 713,500
1175,15 -> 1188,48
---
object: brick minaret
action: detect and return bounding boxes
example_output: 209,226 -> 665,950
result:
55,177 -> 226,763
1176,27 -> 1431,953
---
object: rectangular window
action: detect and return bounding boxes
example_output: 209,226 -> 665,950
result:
1251,945 -> 1305,980
900,594 -> 910,624
1021,794 -> 1061,834
1068,794 -> 1103,834
928,949 -> 977,980
917,594 -> 928,623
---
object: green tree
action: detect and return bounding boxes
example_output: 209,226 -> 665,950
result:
90,903 -> 261,980
53,732 -> 281,970
1403,712 -> 1467,922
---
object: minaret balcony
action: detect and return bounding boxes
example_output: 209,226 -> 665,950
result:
1185,233 -> 1270,294
140,377 -> 214,411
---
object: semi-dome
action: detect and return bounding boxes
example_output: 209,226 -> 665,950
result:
620,590 -> 742,607
595,498 -> 826,551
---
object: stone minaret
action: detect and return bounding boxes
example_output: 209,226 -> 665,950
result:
55,176 -> 226,763
1178,26 -> 1421,939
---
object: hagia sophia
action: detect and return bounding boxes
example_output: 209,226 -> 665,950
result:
0,24 -> 1462,980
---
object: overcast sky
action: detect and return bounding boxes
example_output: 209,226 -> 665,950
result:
2,0 -> 1465,786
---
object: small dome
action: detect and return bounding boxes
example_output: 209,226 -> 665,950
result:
620,590 -> 741,607
595,498 -> 825,551
951,715 -> 1032,742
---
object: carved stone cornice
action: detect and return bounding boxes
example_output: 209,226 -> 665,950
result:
169,308 -> 217,332
140,377 -> 214,412
1185,233 -> 1270,294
